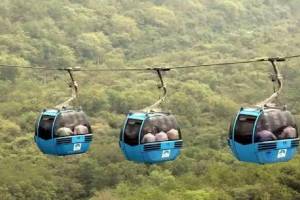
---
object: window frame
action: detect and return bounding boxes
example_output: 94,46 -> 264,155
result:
123,118 -> 143,146
37,115 -> 55,140
228,116 -> 236,140
234,114 -> 257,145
53,112 -> 92,138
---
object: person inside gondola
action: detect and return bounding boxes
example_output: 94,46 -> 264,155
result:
142,133 -> 156,143
124,119 -> 141,145
151,123 -> 168,142
141,123 -> 169,143
278,126 -> 297,139
155,131 -> 168,141
167,129 -> 179,140
141,123 -> 156,143
40,117 -> 54,134
56,127 -> 73,137
256,130 -> 277,142
74,124 -> 89,135
141,117 -> 180,143
38,116 -> 55,140
254,110 -> 299,142
255,116 -> 277,142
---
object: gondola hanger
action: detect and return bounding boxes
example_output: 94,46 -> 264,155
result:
34,66 -> 93,156
256,57 -> 285,109
142,68 -> 170,113
228,57 -> 299,164
55,67 -> 81,110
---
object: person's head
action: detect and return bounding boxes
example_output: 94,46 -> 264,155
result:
142,133 -> 155,143
74,124 -> 89,134
167,129 -> 179,140
143,123 -> 152,133
43,118 -> 53,127
283,126 -> 297,138
155,131 -> 168,141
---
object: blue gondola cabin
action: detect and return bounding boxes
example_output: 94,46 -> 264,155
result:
228,107 -> 299,164
35,109 -> 93,156
119,112 -> 183,164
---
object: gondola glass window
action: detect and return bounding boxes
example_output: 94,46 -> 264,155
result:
53,112 -> 92,138
124,119 -> 142,145
38,115 -> 55,140
141,116 -> 181,143
234,115 -> 256,145
254,110 -> 298,142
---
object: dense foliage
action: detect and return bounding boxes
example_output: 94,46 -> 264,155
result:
1,0 -> 300,199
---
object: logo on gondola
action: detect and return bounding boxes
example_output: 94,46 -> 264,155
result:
277,149 -> 287,158
74,143 -> 82,151
162,150 -> 171,158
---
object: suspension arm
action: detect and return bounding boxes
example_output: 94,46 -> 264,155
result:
142,68 -> 170,112
256,57 -> 285,108
55,67 -> 80,109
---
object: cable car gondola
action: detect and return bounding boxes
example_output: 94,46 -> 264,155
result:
119,68 -> 183,164
34,68 -> 93,156
228,58 -> 300,164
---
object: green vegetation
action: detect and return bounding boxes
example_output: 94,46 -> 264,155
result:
0,0 -> 300,199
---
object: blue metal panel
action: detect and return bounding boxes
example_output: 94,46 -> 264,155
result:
36,137 -> 57,155
232,142 -> 258,163
127,112 -> 147,120
72,135 -> 85,143
160,141 -> 175,149
121,143 -> 144,163
256,140 -> 298,163
277,139 -> 291,148
239,109 -> 261,117
36,136 -> 91,156
142,148 -> 180,164
56,142 -> 91,156
43,109 -> 59,116
230,138 -> 299,164
120,140 -> 182,164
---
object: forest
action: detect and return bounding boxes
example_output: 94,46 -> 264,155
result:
0,0 -> 300,199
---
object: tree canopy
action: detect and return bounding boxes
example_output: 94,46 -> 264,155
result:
1,0 -> 300,199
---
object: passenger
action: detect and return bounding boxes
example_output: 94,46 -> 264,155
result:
256,130 -> 277,142
74,124 -> 89,135
142,133 -> 156,143
161,123 -> 169,133
155,131 -> 168,142
41,118 -> 53,133
125,125 -> 139,139
56,127 -> 73,137
278,126 -> 297,139
167,129 -> 179,140
142,123 -> 153,134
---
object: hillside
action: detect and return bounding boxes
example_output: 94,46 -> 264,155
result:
0,0 -> 300,199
